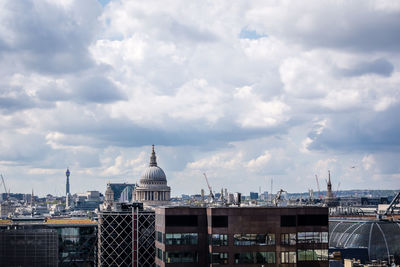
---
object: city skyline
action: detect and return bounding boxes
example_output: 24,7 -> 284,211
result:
1,0 -> 399,196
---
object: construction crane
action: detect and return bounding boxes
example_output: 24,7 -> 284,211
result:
335,182 -> 341,197
0,174 -> 8,201
203,173 -> 215,202
384,192 -> 400,216
315,175 -> 322,199
273,189 -> 287,206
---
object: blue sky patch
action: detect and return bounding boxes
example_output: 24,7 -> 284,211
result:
98,0 -> 111,7
239,28 -> 267,39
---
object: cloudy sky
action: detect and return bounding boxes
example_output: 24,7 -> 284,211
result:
1,0 -> 399,196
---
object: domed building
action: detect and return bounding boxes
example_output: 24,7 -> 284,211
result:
133,145 -> 171,206
330,219 -> 400,263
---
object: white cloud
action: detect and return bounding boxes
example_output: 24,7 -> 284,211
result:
362,154 -> 375,171
246,151 -> 272,171
233,86 -> 290,128
0,0 -> 399,195
374,96 -> 397,112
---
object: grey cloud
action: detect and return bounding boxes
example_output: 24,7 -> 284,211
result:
308,103 -> 400,152
255,2 -> 400,52
0,87 -> 54,113
36,74 -> 125,104
0,132 -> 50,163
72,76 -> 126,103
374,152 -> 400,174
40,149 -> 101,169
0,95 -> 36,113
337,58 -> 394,77
169,20 -> 217,43
0,0 -> 101,74
44,110 -> 290,150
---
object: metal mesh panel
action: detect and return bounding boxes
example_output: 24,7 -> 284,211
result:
138,212 -> 155,267
98,210 -> 155,267
98,212 -> 135,267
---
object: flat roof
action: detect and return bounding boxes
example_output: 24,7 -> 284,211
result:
0,218 -> 97,226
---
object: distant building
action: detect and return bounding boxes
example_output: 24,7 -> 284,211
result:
0,217 -> 97,266
108,183 -> 135,202
325,171 -> 339,207
0,202 -> 13,218
250,192 -> 259,200
330,219 -> 400,264
338,196 -> 390,207
66,168 -> 70,195
73,191 -> 102,211
260,191 -> 269,201
155,206 -> 329,266
133,145 -> 171,206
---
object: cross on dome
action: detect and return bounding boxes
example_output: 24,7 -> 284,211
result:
150,144 -> 157,167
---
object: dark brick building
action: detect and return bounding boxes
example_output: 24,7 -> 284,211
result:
155,206 -> 329,267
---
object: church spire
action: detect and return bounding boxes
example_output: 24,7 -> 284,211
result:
327,170 -> 332,189
149,144 -> 157,167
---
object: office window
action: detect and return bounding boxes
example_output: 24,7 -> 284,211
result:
165,251 -> 198,263
165,233 -> 198,245
321,232 -> 328,243
297,232 -> 326,243
156,231 -> 163,243
280,233 -> 296,245
234,252 -> 275,264
281,251 -> 296,263
211,234 -> 228,246
234,234 -> 275,246
157,248 -> 163,260
211,252 -> 228,264
234,252 -> 253,264
315,249 -> 329,261
298,249 -> 328,261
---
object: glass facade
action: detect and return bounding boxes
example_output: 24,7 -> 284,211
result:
157,248 -> 163,260
234,233 -> 275,246
211,234 -> 228,246
165,251 -> 198,263
281,251 -> 296,263
0,229 -> 58,267
234,252 -> 275,264
297,232 -> 328,243
211,252 -> 228,264
330,220 -> 400,263
281,233 -> 296,245
165,233 -> 198,245
156,231 -> 163,243
57,226 -> 97,267
297,249 -> 328,261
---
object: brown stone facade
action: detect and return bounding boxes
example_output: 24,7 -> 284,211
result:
155,206 -> 329,267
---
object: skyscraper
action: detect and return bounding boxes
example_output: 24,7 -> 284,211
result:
66,168 -> 70,195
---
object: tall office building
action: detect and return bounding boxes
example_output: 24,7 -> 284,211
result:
155,206 -> 329,267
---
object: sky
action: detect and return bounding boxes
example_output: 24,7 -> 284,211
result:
0,0 -> 399,197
